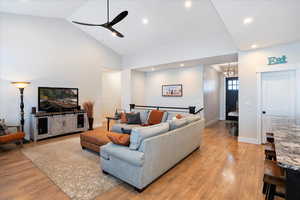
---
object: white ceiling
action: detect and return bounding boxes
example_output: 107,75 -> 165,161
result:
1,0 -> 300,58
211,0 -> 300,50
136,53 -> 238,72
69,0 -> 236,56
0,0 -> 87,18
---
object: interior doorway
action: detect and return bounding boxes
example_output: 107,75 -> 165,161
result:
225,77 -> 239,121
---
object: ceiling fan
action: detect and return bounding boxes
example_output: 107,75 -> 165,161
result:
72,0 -> 128,38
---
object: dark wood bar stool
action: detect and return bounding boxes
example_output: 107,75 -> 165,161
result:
265,143 -> 277,161
263,160 -> 286,200
266,132 -> 275,144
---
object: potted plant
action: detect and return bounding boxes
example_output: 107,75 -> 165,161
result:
83,101 -> 94,130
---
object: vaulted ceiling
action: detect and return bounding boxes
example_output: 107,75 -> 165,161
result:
211,0 -> 300,51
1,0 -> 300,58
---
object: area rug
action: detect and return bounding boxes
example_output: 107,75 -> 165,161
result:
21,137 -> 120,200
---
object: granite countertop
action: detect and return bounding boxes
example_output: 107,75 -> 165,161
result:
274,128 -> 300,171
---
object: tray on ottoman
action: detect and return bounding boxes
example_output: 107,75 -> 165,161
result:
80,130 -> 111,153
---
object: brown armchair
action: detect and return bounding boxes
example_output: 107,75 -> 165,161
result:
0,125 -> 25,147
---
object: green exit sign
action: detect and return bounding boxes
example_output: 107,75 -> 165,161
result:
268,55 -> 287,65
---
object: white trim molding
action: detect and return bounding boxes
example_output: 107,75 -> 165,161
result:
257,63 -> 298,73
238,137 -> 259,144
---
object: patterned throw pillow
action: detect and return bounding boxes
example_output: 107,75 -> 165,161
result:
0,121 -> 8,136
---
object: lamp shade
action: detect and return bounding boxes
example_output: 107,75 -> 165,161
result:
11,81 -> 31,89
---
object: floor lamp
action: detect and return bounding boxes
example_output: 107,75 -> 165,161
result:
11,82 -> 31,132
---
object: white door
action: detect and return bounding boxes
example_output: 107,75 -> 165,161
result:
261,70 -> 296,143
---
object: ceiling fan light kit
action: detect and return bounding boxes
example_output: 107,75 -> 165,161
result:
72,0 -> 128,38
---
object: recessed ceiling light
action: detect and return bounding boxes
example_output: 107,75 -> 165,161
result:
180,63 -> 185,67
185,0 -> 192,8
151,68 -> 155,71
142,18 -> 149,25
243,17 -> 253,25
251,44 -> 258,49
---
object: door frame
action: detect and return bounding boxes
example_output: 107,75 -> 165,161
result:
256,64 -> 298,144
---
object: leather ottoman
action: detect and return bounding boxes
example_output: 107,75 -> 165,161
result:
80,130 -> 111,153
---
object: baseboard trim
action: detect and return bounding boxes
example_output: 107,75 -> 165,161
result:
238,137 -> 259,144
205,119 -> 219,127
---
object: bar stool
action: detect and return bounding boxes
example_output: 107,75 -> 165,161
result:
265,143 -> 276,161
266,132 -> 274,144
263,160 -> 286,200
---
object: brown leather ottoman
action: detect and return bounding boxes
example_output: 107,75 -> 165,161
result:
80,130 -> 111,153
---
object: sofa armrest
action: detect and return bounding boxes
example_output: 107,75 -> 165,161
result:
100,143 -> 145,167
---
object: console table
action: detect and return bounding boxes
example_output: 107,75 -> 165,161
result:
30,111 -> 88,142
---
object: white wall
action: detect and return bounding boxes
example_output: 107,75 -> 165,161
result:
0,13 -> 122,138
99,71 -> 121,125
120,69 -> 132,111
131,70 -> 145,105
219,74 -> 226,120
239,41 -> 300,143
143,66 -> 204,110
203,66 -> 221,126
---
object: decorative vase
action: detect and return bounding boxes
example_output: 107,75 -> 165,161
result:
88,117 -> 94,130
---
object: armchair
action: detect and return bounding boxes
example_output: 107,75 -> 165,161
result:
0,125 -> 25,147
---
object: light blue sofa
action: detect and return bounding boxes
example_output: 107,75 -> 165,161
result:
100,115 -> 205,191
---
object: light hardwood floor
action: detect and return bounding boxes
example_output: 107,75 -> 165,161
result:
0,122 -> 279,200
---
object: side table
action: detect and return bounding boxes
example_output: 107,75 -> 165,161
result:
106,117 -> 119,131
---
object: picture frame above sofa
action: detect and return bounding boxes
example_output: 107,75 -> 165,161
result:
162,84 -> 183,97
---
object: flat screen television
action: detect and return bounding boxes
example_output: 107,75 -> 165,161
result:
38,87 -> 79,112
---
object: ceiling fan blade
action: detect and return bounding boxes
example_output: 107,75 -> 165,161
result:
109,11 -> 128,26
107,27 -> 124,38
72,21 -> 102,26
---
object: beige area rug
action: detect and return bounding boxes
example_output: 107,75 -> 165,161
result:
22,137 -> 120,200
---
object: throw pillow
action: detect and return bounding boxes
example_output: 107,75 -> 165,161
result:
148,110 -> 165,125
120,112 -> 128,123
139,110 -> 149,124
126,113 -> 142,124
107,132 -> 130,146
176,114 -> 183,119
121,128 -> 132,134
0,121 -> 8,136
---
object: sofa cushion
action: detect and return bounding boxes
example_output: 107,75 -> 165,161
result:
101,143 -> 145,167
147,110 -> 166,125
111,124 -> 141,133
129,122 -> 169,150
139,110 -> 149,124
126,113 -> 142,124
161,112 -> 168,122
168,118 -> 188,130
107,132 -> 130,146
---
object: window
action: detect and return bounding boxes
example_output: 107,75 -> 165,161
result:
228,79 -> 239,91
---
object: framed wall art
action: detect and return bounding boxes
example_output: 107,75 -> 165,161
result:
162,84 -> 183,97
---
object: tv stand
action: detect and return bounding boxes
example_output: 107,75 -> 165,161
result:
30,111 -> 88,142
